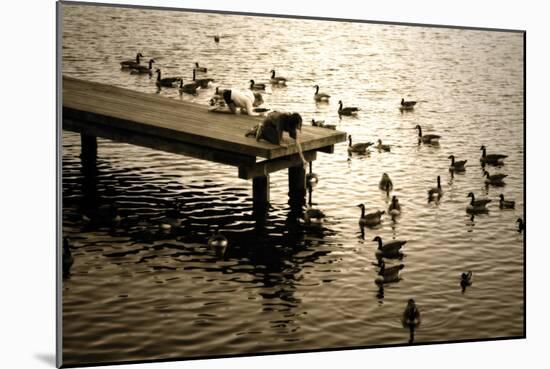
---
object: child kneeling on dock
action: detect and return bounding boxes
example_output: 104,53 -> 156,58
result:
246,111 -> 307,165
246,112 -> 302,145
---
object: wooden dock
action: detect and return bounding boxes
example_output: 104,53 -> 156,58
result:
62,76 -> 346,209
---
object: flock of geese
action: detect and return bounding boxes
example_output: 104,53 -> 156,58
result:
62,50 -> 524,338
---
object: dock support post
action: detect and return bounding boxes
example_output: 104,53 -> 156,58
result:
288,164 -> 306,208
80,133 -> 97,174
253,175 -> 270,211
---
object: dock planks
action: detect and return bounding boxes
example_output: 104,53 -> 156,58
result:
62,76 -> 346,163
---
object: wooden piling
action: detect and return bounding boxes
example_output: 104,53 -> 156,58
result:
80,133 -> 97,173
288,165 -> 306,207
253,175 -> 270,210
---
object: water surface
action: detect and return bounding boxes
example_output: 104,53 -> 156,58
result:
61,4 -> 524,365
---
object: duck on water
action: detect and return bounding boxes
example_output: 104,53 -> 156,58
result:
155,69 -> 181,88
480,145 -> 507,165
466,192 -> 491,213
448,155 -> 467,172
357,204 -> 384,227
120,52 -> 143,68
415,125 -> 440,144
372,236 -> 406,258
347,135 -> 373,154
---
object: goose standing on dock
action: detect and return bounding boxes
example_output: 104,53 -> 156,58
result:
379,173 -> 393,191
466,192 -> 491,213
428,175 -> 443,199
400,98 -> 417,109
347,135 -> 373,154
372,236 -> 406,258
480,145 -> 507,165
179,79 -> 200,95
448,155 -> 467,172
415,125 -> 440,144
357,204 -> 384,227
270,70 -> 287,85
155,69 -> 181,88
314,85 -> 330,102
483,170 -> 507,185
312,119 -> 336,129
388,195 -> 401,216
120,52 -> 143,68
499,194 -> 515,209
375,139 -> 391,152
338,100 -> 360,116
517,218 -> 524,233
249,80 -> 266,91
130,59 -> 155,75
194,62 -> 208,73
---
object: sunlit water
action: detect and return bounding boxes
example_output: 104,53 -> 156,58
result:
61,4 -> 524,365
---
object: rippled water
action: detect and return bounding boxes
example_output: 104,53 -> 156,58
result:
61,4 -> 524,366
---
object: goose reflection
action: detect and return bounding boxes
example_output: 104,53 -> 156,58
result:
374,259 -> 404,285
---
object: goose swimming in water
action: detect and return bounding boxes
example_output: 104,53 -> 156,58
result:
480,145 -> 507,165
499,194 -> 515,209
179,79 -> 200,95
388,195 -> 401,216
375,259 -> 404,284
338,100 -> 360,116
249,80 -> 266,91
194,62 -> 208,73
304,207 -> 326,224
379,173 -> 393,191
63,237 -> 74,277
375,139 -> 391,152
192,69 -> 214,88
130,59 -> 155,75
483,170 -> 507,185
208,228 -> 228,257
448,155 -> 467,172
415,125 -> 440,144
517,218 -> 524,233
155,69 -> 181,88
120,52 -> 143,68
428,175 -> 443,199
306,173 -> 319,188
403,299 -> 421,327
314,85 -> 330,102
270,70 -> 287,85
460,271 -> 473,291
401,98 -> 417,109
467,192 -> 491,213
357,204 -> 384,227
372,236 -> 406,258
347,135 -> 373,154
